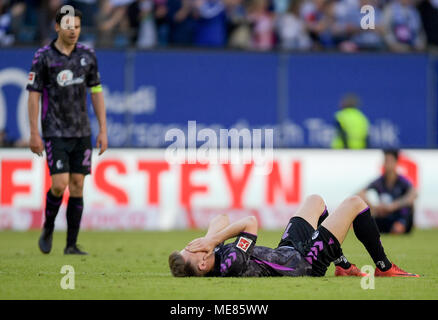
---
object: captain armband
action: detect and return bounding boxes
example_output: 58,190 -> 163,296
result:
91,84 -> 102,93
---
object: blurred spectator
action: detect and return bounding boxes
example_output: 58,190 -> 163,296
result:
0,0 -> 14,46
68,0 -> 98,27
331,93 -> 369,149
226,0 -> 251,49
273,0 -> 290,14
416,0 -> 438,49
136,0 -> 157,48
325,0 -> 360,51
382,0 -> 426,52
0,0 -> 27,46
1,0 -> 433,51
276,0 -> 312,50
193,0 -> 227,47
167,0 -> 196,45
247,0 -> 274,50
154,0 -> 169,45
98,0 -> 134,47
35,0 -> 63,46
351,0 -> 385,51
300,0 -> 333,49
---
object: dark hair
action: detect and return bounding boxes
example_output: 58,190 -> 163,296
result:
55,6 -> 82,25
383,148 -> 399,160
168,251 -> 197,277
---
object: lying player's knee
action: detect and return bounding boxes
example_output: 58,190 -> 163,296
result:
306,194 -> 325,209
344,195 -> 366,211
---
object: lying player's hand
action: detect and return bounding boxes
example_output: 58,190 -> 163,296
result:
29,134 -> 44,157
186,237 -> 216,259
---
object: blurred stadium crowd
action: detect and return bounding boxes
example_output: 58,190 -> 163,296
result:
0,0 -> 437,51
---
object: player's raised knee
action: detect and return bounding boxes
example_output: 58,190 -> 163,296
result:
306,194 -> 325,209
344,195 -> 367,211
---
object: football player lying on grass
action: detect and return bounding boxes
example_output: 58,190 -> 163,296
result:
169,194 -> 419,278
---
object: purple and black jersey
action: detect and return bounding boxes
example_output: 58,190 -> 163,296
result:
26,39 -> 101,138
367,174 -> 413,203
368,174 -> 415,232
206,232 -> 312,277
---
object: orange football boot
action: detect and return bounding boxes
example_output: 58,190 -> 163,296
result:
374,264 -> 420,278
335,264 -> 368,277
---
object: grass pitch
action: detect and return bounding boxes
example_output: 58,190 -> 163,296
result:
0,229 -> 437,300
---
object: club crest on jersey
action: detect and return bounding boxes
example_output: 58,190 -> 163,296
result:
28,72 -> 35,85
56,160 -> 63,170
80,57 -> 87,66
57,70 -> 84,87
236,237 -> 252,252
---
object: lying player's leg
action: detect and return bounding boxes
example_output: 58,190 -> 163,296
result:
277,194 -> 326,251
301,196 -> 364,276
319,196 -> 419,277
293,194 -> 326,229
316,202 -> 365,277
291,195 -> 364,276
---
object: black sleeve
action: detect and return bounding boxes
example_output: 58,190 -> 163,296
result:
86,51 -> 101,87
26,51 -> 46,92
367,177 -> 381,191
398,176 -> 413,195
221,232 -> 257,277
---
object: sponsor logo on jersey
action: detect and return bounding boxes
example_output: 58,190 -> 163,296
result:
236,237 -> 252,252
57,70 -> 84,87
28,72 -> 35,85
80,58 -> 87,66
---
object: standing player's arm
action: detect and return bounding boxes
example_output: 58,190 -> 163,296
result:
28,91 -> 44,156
90,89 -> 108,155
205,214 -> 230,238
186,216 -> 257,258
389,187 -> 418,211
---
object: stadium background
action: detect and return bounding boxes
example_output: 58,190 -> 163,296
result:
0,0 -> 437,232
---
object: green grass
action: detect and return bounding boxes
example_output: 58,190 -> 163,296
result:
0,229 -> 437,300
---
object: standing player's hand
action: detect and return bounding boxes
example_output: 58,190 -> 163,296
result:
96,131 -> 108,156
29,133 -> 44,157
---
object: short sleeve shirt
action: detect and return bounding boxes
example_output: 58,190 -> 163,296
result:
26,40 -> 101,138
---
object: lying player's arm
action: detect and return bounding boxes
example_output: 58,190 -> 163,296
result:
205,214 -> 230,238
28,91 -> 44,156
90,88 -> 108,155
186,216 -> 257,257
